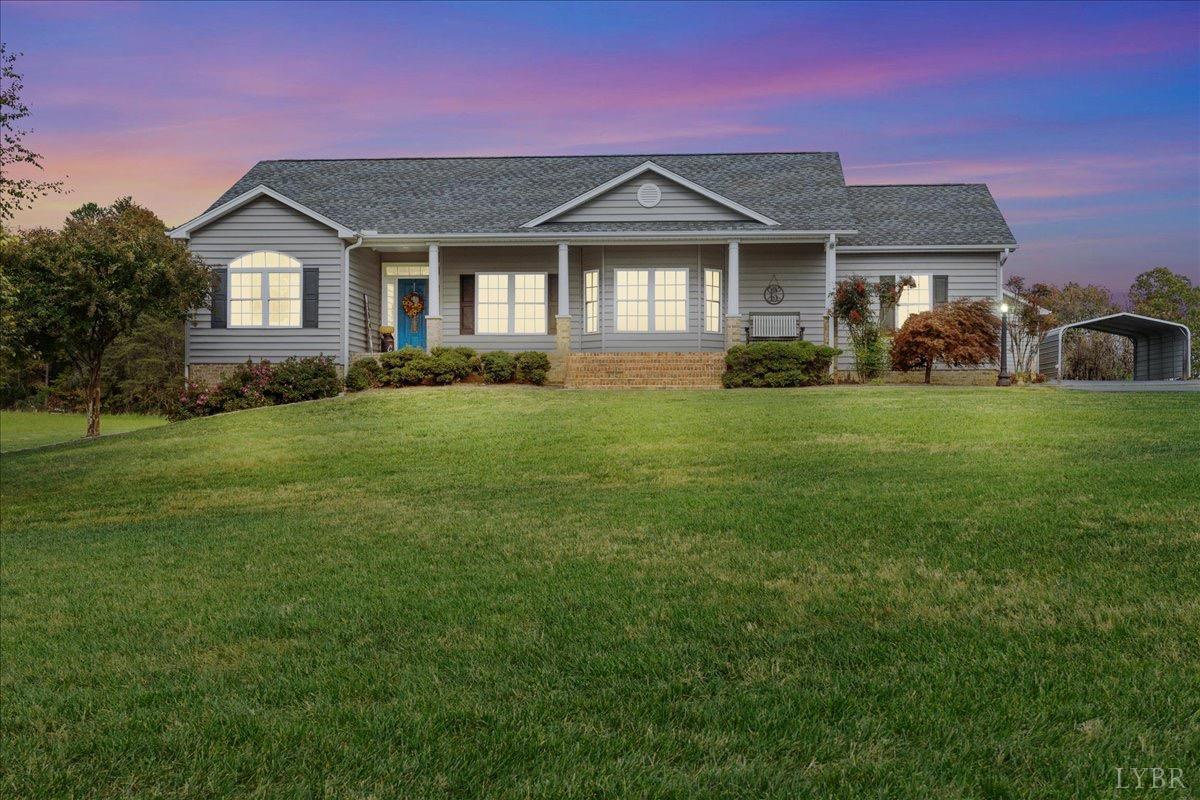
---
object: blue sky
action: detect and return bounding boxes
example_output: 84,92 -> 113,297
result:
4,0 -> 1198,293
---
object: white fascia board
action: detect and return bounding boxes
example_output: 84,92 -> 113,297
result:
838,244 -> 1018,253
520,160 -> 781,228
168,185 -> 355,239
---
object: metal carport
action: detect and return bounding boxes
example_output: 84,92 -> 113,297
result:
1039,312 -> 1192,381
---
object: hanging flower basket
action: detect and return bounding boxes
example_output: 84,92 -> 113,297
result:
401,291 -> 424,332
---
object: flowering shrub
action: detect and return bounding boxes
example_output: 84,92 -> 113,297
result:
210,360 -> 274,412
170,356 -> 340,419
171,379 -> 213,420
832,276 -> 875,329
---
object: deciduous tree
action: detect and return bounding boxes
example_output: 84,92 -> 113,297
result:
6,198 -> 210,436
0,44 -> 65,223
1129,267 -> 1199,374
1004,275 -> 1057,377
890,299 -> 1000,384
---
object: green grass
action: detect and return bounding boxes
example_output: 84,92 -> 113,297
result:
0,410 -> 164,452
2,386 -> 1197,798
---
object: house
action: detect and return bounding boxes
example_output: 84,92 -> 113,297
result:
169,153 -> 1017,387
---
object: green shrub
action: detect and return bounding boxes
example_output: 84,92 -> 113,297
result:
266,356 -> 341,403
722,341 -> 839,388
480,351 -> 516,383
344,358 -> 383,392
513,351 -> 551,385
378,347 -> 427,387
850,324 -> 889,381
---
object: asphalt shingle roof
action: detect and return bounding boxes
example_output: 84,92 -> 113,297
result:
205,153 -> 1015,247
210,153 -> 855,235
842,184 -> 1016,247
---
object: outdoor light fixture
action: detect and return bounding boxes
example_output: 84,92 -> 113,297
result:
997,302 -> 1012,386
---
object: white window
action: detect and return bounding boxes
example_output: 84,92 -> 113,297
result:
477,273 -> 510,334
654,269 -> 687,332
382,280 -> 395,326
228,251 -> 302,327
895,274 -> 932,328
704,268 -> 722,333
584,270 -> 599,334
615,268 -> 689,333
513,274 -> 547,334
475,273 -> 547,334
615,269 -> 650,332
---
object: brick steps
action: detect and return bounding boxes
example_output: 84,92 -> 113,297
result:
566,352 -> 725,388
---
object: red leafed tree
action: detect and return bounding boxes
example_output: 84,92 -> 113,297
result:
890,299 -> 1000,384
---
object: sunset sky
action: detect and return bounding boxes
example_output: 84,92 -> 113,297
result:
3,0 -> 1198,293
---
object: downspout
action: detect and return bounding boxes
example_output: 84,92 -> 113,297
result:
342,234 -> 364,369
998,247 -> 1010,303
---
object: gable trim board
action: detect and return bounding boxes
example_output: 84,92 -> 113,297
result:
170,184 -> 356,240
520,161 -> 782,228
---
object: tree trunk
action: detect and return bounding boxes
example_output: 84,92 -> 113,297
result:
924,360 -> 933,384
85,361 -> 102,437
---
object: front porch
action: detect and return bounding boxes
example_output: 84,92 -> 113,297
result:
348,240 -> 836,380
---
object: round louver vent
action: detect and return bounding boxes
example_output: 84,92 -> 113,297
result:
637,182 -> 662,208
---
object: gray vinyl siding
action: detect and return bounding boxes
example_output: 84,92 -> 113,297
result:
440,246 -> 582,352
739,244 -> 826,344
348,247 -> 381,357
555,176 -> 749,223
835,251 -> 1002,369
187,197 -> 343,364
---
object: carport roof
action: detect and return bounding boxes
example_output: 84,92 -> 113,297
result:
1046,312 -> 1191,339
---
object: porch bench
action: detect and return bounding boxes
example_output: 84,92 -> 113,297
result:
745,312 -> 805,342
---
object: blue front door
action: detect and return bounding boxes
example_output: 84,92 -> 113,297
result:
396,278 -> 428,349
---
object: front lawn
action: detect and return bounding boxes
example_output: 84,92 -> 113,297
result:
0,410 -> 164,452
2,386 -> 1196,798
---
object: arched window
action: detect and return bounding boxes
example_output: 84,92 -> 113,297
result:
228,251 -> 302,327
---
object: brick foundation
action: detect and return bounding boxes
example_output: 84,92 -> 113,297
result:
566,352 -> 725,388
187,363 -> 240,387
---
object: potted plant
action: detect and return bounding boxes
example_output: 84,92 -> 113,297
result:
378,325 -> 395,352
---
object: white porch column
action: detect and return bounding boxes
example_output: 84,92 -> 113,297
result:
426,242 -> 442,350
726,241 -> 740,316
824,234 -> 837,345
552,241 -> 572,385
725,240 -> 744,349
557,242 -> 570,317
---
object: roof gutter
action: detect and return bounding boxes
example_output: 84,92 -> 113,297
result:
341,234 -> 364,369
358,229 -> 858,247
838,244 -> 1018,253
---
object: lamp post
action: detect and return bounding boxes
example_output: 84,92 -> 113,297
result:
997,302 -> 1012,386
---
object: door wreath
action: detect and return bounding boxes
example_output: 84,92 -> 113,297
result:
401,290 -> 425,332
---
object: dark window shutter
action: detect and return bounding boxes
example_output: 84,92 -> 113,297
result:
546,274 -> 558,332
933,275 -> 949,307
879,275 -> 897,332
210,268 -> 227,329
459,274 -> 475,335
302,268 -> 320,328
